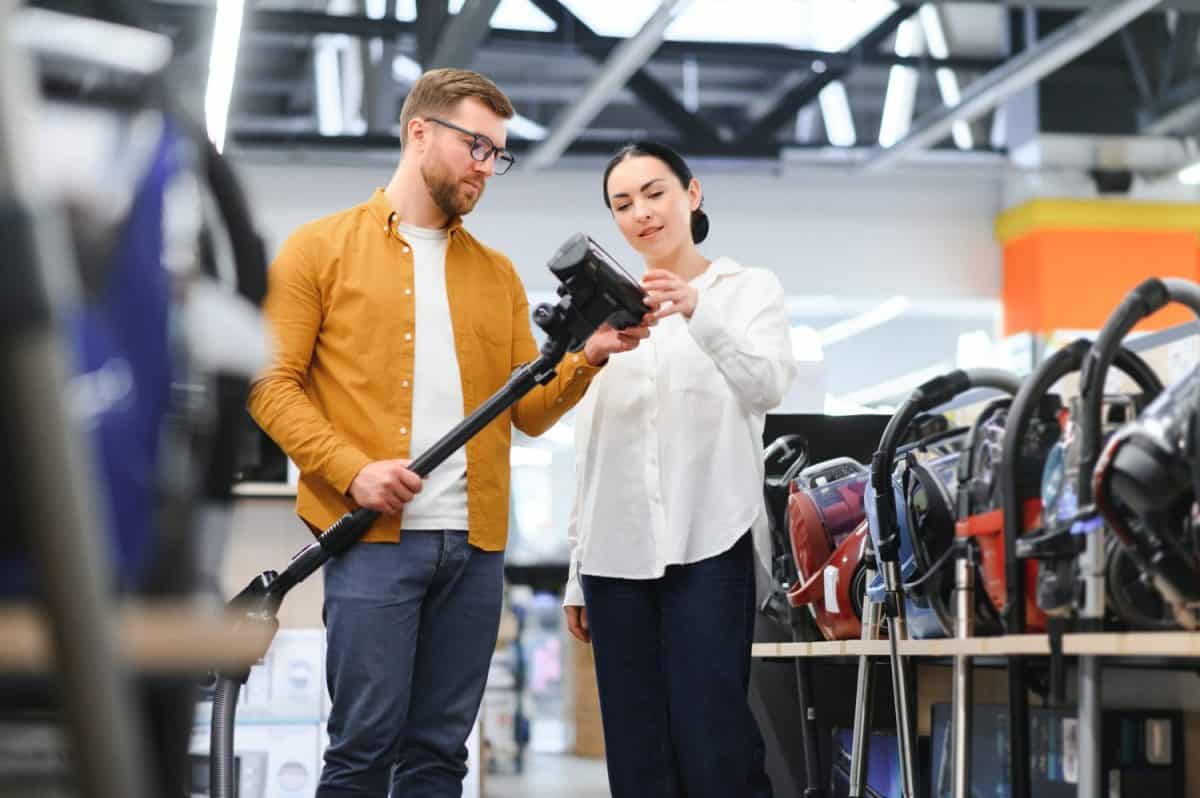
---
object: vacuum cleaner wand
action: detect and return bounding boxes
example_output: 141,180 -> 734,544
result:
255,233 -> 650,608
210,233 -> 647,798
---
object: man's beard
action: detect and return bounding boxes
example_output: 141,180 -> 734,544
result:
422,159 -> 482,218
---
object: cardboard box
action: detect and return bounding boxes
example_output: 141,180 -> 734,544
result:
197,629 -> 325,727
189,722 -> 320,798
571,639 -> 605,759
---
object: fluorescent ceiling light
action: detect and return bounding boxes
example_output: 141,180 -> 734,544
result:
314,36 -> 345,136
204,0 -> 246,153
819,82 -> 857,147
936,69 -> 974,150
919,4 -> 973,150
817,295 -> 911,345
918,4 -> 948,57
393,53 -> 423,83
445,0 -> 556,31
879,18 -> 919,148
1178,160 -> 1200,185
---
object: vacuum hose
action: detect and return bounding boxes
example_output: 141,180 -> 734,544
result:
211,677 -> 242,798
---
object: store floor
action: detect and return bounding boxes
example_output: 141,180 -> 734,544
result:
485,753 -> 609,797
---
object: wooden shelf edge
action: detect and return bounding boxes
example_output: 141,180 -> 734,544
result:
232,481 -> 297,497
753,631 -> 1200,660
0,602 -> 275,674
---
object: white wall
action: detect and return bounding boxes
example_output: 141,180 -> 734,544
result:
230,155 -> 1005,301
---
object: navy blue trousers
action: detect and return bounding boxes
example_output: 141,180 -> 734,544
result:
317,532 -> 503,797
581,532 -> 772,798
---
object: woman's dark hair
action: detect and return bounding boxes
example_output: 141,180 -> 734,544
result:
602,141 -> 710,244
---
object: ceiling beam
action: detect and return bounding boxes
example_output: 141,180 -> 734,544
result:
525,0 -> 692,169
427,0 -> 502,69
526,0 -> 726,151
950,0 -> 1196,7
414,0 -> 447,68
139,3 -> 1004,72
1140,77 -> 1200,133
1158,13 -> 1200,94
863,0 -> 1165,172
739,5 -> 919,145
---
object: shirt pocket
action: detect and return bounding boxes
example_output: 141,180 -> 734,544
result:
469,285 -> 512,347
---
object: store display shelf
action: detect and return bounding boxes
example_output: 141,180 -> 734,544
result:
752,631 -> 1200,660
0,602 -> 275,674
232,481 -> 297,497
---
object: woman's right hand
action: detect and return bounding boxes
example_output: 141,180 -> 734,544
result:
564,605 -> 591,644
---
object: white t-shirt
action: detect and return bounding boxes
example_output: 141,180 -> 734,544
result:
397,222 -> 469,531
563,257 -> 797,605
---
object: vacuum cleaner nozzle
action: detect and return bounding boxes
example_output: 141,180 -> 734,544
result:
538,234 -> 651,350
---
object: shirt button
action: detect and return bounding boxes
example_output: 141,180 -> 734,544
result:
400,427 -> 408,436
555,397 -> 564,405
401,380 -> 410,388
404,288 -> 412,296
404,333 -> 413,341
401,246 -> 410,254
575,368 -> 584,377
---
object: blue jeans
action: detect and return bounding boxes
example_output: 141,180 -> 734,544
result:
581,532 -> 772,798
317,532 -> 503,797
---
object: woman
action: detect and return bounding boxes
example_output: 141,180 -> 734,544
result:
563,141 -> 796,797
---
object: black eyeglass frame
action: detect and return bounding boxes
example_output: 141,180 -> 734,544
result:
426,117 -> 516,174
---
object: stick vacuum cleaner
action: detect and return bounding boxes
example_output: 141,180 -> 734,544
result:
208,233 -> 650,798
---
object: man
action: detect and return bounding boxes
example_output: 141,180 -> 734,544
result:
248,68 -> 647,797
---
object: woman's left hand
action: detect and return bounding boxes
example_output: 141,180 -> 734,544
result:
642,269 -> 699,321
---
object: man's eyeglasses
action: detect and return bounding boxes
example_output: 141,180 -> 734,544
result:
426,118 -> 516,175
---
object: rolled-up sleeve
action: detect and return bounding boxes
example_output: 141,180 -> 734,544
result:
507,259 -> 604,437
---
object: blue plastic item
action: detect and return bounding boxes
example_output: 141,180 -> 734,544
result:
0,123 -> 178,597
865,446 -> 964,640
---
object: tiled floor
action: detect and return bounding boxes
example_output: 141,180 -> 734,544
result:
485,753 -> 609,797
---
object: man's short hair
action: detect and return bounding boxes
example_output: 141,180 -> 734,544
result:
399,68 -> 514,147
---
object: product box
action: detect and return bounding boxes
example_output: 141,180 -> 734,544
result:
829,727 -> 930,798
196,629 -> 325,726
929,704 -> 1183,798
0,719 -> 68,787
189,722 -> 320,798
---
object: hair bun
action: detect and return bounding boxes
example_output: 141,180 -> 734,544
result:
691,208 -> 710,244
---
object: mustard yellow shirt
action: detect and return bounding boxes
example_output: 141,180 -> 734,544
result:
248,189 -> 602,550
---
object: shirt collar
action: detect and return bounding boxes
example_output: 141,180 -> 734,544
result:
691,256 -> 742,291
367,188 -> 464,238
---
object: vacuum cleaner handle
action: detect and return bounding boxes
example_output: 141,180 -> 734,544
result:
1001,337 -> 1163,630
871,368 -> 1020,564
1078,278 -> 1200,505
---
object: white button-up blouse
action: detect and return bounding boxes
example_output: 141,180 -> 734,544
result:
564,256 -> 797,606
